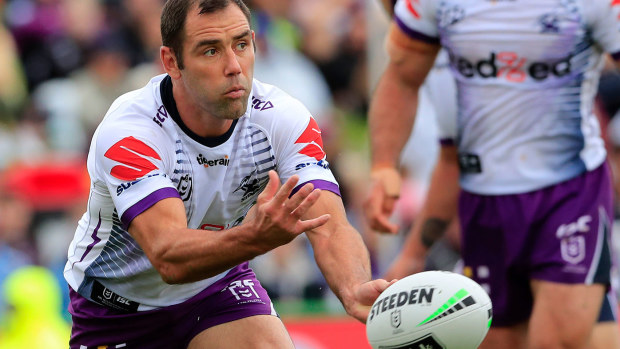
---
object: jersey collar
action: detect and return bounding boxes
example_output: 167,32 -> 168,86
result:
160,75 -> 238,148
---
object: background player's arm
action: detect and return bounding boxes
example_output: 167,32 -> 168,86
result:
128,171 -> 328,284
303,190 -> 393,323
364,24 -> 440,233
383,145 -> 460,280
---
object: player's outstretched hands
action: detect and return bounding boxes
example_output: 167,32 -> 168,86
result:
244,170 -> 330,252
347,278 -> 398,323
362,167 -> 401,234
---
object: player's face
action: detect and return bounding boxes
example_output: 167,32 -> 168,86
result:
180,4 -> 254,120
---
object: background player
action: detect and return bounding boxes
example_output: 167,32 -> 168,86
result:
64,1 -> 392,348
364,0 -> 620,348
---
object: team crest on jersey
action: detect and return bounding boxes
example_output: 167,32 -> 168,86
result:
233,170 -> 262,202
438,3 -> 465,27
104,137 -> 161,181
295,118 -> 326,161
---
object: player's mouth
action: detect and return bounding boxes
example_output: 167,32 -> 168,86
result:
224,86 -> 246,98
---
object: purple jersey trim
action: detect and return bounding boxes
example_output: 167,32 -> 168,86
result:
612,51 -> 620,61
73,212 -> 102,268
394,16 -> 440,45
291,180 -> 341,197
121,187 -> 181,229
439,138 -> 455,146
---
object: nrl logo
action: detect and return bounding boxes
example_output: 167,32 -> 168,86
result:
103,287 -> 113,300
391,309 -> 402,329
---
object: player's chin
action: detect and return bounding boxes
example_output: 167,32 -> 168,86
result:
219,100 -> 248,119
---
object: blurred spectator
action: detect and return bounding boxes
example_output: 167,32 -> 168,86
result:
0,0 -> 28,125
0,266 -> 70,349
33,32 -> 144,154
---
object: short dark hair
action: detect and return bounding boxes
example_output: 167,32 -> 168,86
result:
161,0 -> 251,69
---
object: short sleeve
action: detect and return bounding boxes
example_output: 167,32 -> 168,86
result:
270,101 -> 340,196
94,124 -> 180,228
393,0 -> 439,44
585,0 -> 620,60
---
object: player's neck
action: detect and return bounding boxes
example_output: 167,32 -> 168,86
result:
172,84 -> 233,138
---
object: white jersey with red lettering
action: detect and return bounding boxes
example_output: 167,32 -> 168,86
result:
64,74 -> 339,310
395,0 -> 620,195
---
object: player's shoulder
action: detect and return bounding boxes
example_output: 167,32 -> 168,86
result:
94,75 -> 173,148
247,79 -> 313,129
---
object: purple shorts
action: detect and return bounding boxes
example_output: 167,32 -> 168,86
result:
69,263 -> 276,349
459,163 -> 614,327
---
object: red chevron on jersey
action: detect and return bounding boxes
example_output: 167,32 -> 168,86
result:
405,0 -> 421,19
295,118 -> 325,161
613,0 -> 620,5
104,137 -> 161,181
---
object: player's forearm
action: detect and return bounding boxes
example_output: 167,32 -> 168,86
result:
151,224 -> 267,284
310,223 -> 372,311
401,148 -> 460,256
368,64 -> 420,169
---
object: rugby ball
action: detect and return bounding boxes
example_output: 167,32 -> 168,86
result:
366,271 -> 492,349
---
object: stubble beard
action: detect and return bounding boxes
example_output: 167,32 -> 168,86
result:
213,91 -> 250,120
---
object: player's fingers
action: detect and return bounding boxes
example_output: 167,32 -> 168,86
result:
272,174 -> 300,205
257,170 -> 280,204
287,183 -> 316,216
362,181 -> 384,221
382,196 -> 398,216
363,183 -> 398,233
372,216 -> 400,234
296,213 -> 330,233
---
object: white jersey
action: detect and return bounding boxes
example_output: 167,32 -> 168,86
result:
64,75 -> 339,310
395,0 -> 620,195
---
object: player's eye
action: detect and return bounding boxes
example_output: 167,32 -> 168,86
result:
204,48 -> 217,56
236,42 -> 247,50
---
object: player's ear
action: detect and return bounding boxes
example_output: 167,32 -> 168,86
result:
161,46 -> 182,79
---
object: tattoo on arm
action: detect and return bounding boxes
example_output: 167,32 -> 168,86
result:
420,218 -> 449,248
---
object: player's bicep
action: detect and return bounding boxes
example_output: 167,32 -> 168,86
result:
128,197 -> 188,259
386,23 -> 440,88
302,190 -> 349,242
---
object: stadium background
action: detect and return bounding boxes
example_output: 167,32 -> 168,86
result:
0,0 -> 619,347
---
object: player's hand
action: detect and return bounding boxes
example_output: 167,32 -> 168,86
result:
363,167 -> 401,234
244,170 -> 330,251
346,279 -> 398,323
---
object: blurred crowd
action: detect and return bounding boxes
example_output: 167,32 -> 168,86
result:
1,0 -> 620,344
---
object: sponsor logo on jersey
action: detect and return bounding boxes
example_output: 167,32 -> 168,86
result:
295,118 -> 326,161
104,137 -> 161,181
613,0 -> 620,19
368,287 -> 435,321
404,0 -> 420,19
450,51 -> 572,82
116,173 -> 163,196
153,105 -> 169,127
197,154 -> 230,167
295,159 -> 330,171
251,96 -> 274,111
